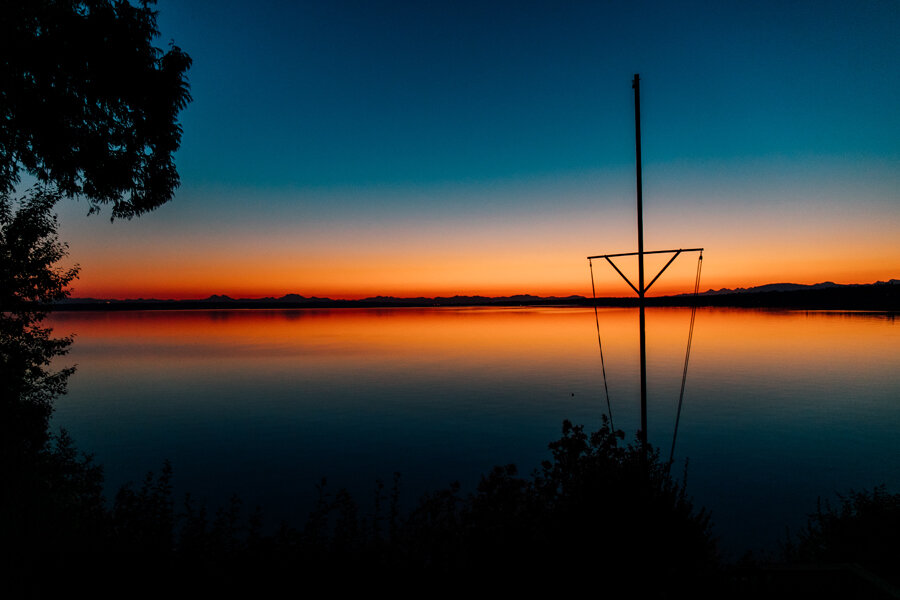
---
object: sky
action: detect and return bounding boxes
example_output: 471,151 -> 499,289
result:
55,0 -> 899,299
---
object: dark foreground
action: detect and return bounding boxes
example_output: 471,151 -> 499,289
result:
5,419 -> 899,599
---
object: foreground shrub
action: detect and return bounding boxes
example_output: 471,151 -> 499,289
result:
389,417 -> 718,592
785,485 -> 900,586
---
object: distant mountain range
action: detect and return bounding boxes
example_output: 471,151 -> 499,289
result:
689,280 -> 900,296
58,293 -> 588,308
56,280 -> 898,310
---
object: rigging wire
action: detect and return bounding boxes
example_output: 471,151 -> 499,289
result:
589,258 -> 615,432
668,252 -> 703,466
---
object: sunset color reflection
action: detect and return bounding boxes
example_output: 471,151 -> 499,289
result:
48,307 -> 899,555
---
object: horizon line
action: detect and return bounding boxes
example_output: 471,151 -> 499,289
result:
60,278 -> 899,303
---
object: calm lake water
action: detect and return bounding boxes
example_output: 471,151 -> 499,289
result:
48,307 -> 899,557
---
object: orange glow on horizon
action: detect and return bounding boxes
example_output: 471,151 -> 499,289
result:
56,183 -> 899,301
66,251 -> 898,301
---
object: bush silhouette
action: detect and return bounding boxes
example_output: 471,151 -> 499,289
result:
387,418 -> 718,592
785,485 -> 900,587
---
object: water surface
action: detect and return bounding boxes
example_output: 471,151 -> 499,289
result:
49,307 -> 900,557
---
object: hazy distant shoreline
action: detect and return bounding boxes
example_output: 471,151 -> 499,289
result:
55,281 -> 898,311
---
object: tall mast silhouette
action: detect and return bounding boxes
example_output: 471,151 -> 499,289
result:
634,74 -> 647,445
588,74 -> 703,450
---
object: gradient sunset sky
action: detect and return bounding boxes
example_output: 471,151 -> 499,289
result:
55,0 -> 899,299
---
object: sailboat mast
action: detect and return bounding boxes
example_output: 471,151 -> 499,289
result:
633,74 -> 648,448
588,76 -> 703,453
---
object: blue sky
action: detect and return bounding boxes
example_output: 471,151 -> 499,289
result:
58,0 -> 899,298
159,0 -> 898,185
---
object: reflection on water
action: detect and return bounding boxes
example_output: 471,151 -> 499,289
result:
48,307 -> 899,556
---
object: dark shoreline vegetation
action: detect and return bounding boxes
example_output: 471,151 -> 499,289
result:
8,421 -> 900,597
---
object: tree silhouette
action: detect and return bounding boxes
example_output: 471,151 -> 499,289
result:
0,187 -> 79,463
0,0 -> 190,458
1,0 -> 192,218
786,485 -> 900,587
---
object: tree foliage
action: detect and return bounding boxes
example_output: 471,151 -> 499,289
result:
0,188 -> 79,459
394,418 -> 719,591
0,0 -> 192,218
786,485 -> 900,586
